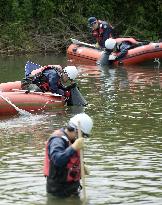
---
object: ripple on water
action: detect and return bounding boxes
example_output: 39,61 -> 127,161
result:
1,63 -> 162,205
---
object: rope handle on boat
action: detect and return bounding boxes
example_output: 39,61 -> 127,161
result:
154,58 -> 160,64
78,121 -> 86,201
154,58 -> 161,69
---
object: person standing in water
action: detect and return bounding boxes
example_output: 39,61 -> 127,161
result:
44,113 -> 93,197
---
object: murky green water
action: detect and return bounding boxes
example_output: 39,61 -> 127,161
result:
0,55 -> 162,205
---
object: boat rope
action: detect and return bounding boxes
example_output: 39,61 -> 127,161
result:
154,58 -> 160,66
0,92 -> 31,116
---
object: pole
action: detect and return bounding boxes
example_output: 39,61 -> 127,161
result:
78,121 -> 86,201
71,38 -> 102,50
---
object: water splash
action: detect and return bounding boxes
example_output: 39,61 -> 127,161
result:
0,114 -> 47,130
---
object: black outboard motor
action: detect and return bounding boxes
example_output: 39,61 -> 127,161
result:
66,85 -> 87,106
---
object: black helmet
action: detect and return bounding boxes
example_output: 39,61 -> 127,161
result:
88,17 -> 97,26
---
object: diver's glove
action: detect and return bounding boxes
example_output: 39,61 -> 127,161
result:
95,42 -> 100,49
109,54 -> 117,60
71,138 -> 84,151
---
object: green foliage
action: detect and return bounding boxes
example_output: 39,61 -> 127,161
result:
0,0 -> 161,53
0,0 -> 13,22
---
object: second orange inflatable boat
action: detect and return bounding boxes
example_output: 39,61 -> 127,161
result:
67,38 -> 162,66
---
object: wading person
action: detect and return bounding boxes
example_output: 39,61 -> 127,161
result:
44,113 -> 93,197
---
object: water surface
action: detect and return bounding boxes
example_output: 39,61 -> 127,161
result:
0,55 -> 162,205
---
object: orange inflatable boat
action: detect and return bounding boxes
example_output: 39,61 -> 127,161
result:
0,80 -> 87,116
67,38 -> 162,66
0,81 -> 65,116
0,60 -> 88,116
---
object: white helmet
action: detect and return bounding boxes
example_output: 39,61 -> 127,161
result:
68,113 -> 93,136
63,66 -> 78,80
105,38 -> 116,49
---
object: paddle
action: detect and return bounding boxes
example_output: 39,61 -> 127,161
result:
70,38 -> 102,50
78,121 -> 86,201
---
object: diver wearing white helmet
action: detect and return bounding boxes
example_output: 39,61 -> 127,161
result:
97,38 -> 133,66
68,113 -> 93,137
63,66 -> 79,80
105,38 -> 132,61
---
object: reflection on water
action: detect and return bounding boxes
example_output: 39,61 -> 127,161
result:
0,55 -> 162,205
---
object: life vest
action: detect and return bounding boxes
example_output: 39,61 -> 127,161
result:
30,65 -> 62,92
92,20 -> 113,44
43,129 -> 81,183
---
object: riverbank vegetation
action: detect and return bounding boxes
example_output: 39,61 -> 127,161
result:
0,0 -> 161,54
